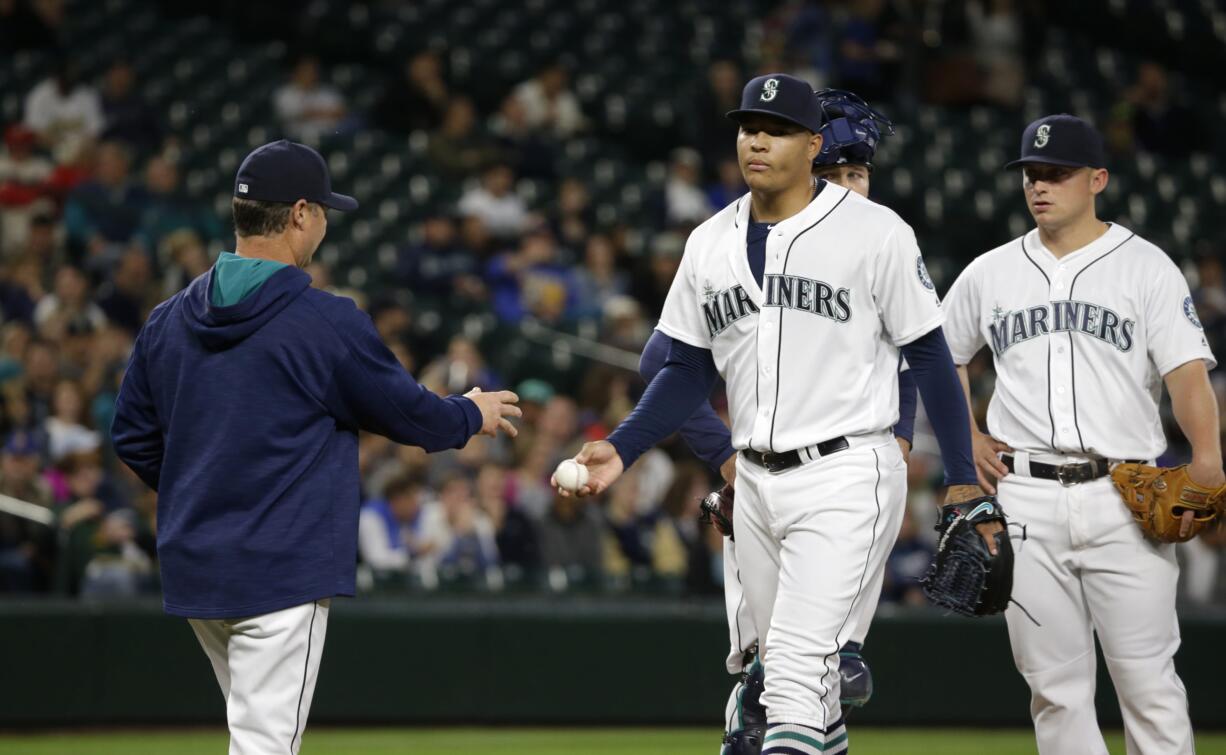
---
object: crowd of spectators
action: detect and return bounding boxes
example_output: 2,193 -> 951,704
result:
0,0 -> 1224,608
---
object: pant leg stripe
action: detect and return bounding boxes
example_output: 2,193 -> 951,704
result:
290,601 -> 318,753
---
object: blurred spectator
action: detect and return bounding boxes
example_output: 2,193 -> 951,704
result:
435,474 -> 499,575
476,462 -> 538,574
427,97 -> 502,181
44,378 -> 100,463
395,213 -> 485,300
688,60 -> 743,171
538,494 -> 604,585
485,225 -> 577,323
22,60 -> 104,161
458,163 -> 529,239
573,234 -> 629,319
665,148 -> 714,227
489,93 -> 556,180
1109,61 -> 1206,158
138,156 -> 222,253
652,461 -> 720,593
358,471 -> 443,573
0,124 -> 55,254
373,50 -> 449,135
881,506 -> 935,605
20,338 -> 58,427
273,55 -> 349,144
770,0 -> 837,87
63,141 -> 148,268
459,215 -> 494,259
98,59 -> 161,154
966,0 -> 1024,109
1193,252 -> 1226,356
0,431 -> 54,591
510,62 -> 586,138
706,158 -> 747,210
33,265 -> 106,341
835,0 -> 903,102
95,248 -> 154,334
552,177 -> 593,250
420,336 -> 499,396
629,230 -> 684,318
159,229 -> 212,298
0,0 -> 63,51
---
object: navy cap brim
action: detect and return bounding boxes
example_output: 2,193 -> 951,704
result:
1004,156 -> 1095,170
726,108 -> 817,133
323,192 -> 359,211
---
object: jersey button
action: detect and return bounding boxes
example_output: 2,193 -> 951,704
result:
1056,386 -> 1066,395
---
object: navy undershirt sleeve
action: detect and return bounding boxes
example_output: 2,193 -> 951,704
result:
894,364 -> 917,445
899,327 -> 977,486
610,338 -> 719,469
639,330 -> 735,473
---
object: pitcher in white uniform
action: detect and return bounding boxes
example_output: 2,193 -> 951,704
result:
556,74 -> 998,755
942,114 -> 1222,755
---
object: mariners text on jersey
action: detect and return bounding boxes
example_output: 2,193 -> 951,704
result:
988,300 -> 1135,356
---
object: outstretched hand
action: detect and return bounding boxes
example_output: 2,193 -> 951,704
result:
552,440 -> 624,497
464,387 -> 521,438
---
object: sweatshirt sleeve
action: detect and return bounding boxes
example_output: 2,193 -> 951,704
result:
111,330 -> 165,491
323,303 -> 482,452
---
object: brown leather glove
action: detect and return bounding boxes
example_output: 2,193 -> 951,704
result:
1111,463 -> 1226,543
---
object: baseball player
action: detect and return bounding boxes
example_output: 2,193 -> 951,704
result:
638,88 -> 909,752
942,114 -> 1221,754
560,74 -> 997,754
111,139 -> 520,755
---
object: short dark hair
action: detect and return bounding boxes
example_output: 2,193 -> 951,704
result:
383,470 -> 424,501
232,197 -> 293,238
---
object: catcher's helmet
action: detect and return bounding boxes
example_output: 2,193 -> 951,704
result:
813,89 -> 894,170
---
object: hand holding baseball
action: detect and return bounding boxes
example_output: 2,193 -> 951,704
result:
551,440 -> 624,497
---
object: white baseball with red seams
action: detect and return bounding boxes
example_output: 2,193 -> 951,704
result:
942,223 -> 1216,755
553,459 -> 589,492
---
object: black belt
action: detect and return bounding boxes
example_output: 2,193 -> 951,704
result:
1002,454 -> 1141,486
742,437 -> 850,473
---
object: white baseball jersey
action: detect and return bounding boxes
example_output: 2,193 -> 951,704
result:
656,184 -> 943,453
943,223 -> 1216,460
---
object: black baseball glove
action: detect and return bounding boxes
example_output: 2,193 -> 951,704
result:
699,484 -> 735,540
921,496 -> 1013,617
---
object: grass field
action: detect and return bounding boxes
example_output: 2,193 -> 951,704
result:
2,728 -> 1226,754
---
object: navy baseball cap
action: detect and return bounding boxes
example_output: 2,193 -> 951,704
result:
1005,114 -> 1107,170
727,74 -> 824,133
234,139 -> 358,211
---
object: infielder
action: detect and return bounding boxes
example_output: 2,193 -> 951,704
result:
638,88 -> 911,752
942,114 -> 1222,754
560,74 -> 998,754
111,139 -> 520,755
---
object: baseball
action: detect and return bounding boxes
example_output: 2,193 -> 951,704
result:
553,459 -> 589,492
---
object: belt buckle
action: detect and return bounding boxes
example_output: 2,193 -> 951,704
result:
1056,464 -> 1080,487
762,453 -> 784,474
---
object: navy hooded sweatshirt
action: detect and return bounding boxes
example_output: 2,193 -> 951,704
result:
112,260 -> 482,619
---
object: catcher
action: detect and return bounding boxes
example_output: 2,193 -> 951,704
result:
942,114 -> 1222,755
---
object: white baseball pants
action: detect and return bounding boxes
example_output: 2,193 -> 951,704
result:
1000,458 -> 1193,755
733,433 -> 907,735
189,599 -> 330,755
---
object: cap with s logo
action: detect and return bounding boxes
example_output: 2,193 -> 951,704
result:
1005,114 -> 1106,170
234,139 -> 358,211
726,73 -> 824,133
